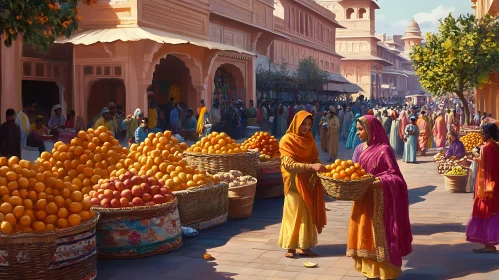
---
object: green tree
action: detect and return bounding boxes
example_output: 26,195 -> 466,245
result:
410,13 -> 499,125
270,59 -> 290,100
256,61 -> 272,98
0,0 -> 97,51
296,57 -> 328,99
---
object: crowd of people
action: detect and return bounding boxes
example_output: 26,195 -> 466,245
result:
276,104 -> 499,280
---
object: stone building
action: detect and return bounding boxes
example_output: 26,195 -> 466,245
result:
471,0 -> 499,118
1,0 -> 284,122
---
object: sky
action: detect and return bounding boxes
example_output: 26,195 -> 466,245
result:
375,0 -> 474,36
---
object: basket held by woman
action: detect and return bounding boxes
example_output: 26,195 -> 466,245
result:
319,173 -> 375,201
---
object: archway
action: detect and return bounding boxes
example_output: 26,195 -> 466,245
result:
213,64 -> 245,105
152,54 -> 197,110
87,79 -> 126,122
22,80 -> 59,125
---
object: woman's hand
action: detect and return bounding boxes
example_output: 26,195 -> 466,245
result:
310,163 -> 326,173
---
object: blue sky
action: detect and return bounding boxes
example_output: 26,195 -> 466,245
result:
375,0 -> 474,36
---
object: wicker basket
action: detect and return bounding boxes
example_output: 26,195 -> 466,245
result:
444,174 -> 469,193
0,213 -> 100,280
318,173 -> 375,201
92,198 -> 182,259
184,151 -> 259,177
173,183 -> 229,230
255,159 -> 284,199
228,180 -> 257,218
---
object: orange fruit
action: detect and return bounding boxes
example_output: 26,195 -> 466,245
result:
36,199 -> 47,210
19,215 -> 31,227
1,221 -> 13,234
57,208 -> 68,219
5,213 -> 16,225
34,182 -> 46,193
0,202 -> 12,214
45,214 -> 57,225
12,205 -> 24,219
68,214 -> 82,227
32,221 -> 45,231
9,196 -> 22,206
45,202 -> 58,215
68,202 -> 82,214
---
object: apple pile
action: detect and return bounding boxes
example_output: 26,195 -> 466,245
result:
86,171 -> 174,208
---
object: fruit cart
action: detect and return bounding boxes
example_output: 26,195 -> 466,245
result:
0,213 -> 100,280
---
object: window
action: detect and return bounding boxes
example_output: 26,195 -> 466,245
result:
359,8 -> 366,19
346,8 -> 354,19
305,15 -> 309,36
300,12 -> 304,34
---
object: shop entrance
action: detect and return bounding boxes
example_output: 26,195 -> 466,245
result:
87,79 -> 126,123
21,80 -> 59,125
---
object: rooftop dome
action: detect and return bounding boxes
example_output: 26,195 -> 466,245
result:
401,18 -> 424,40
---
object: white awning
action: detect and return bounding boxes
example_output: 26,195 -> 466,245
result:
56,26 -> 254,55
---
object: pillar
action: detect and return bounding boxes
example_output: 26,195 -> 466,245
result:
250,56 -> 257,106
1,39 -> 22,122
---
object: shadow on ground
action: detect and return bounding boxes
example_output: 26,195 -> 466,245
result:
408,185 -> 437,204
401,243 -> 499,280
410,223 -> 467,236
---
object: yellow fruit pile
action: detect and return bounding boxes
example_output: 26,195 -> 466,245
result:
321,159 -> 368,181
461,132 -> 482,152
187,132 -> 247,155
241,132 -> 280,160
37,126 -> 128,197
124,131 -> 213,191
0,156 -> 95,234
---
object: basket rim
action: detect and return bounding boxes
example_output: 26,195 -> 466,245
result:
444,174 -> 468,177
172,182 -> 228,194
0,212 -> 100,240
227,180 -> 258,190
91,197 -> 178,213
183,150 -> 258,157
318,173 -> 375,183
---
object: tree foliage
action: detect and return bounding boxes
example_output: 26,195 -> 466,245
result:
0,0 -> 97,51
256,59 -> 291,99
410,13 -> 499,124
296,56 -> 328,94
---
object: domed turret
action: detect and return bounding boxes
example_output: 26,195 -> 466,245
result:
401,18 -> 424,54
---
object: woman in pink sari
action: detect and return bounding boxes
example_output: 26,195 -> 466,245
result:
432,110 -> 447,149
416,111 -> 431,156
348,115 -> 412,279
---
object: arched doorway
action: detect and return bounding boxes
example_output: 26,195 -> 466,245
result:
152,55 -> 197,109
213,64 -> 245,105
22,80 -> 59,125
87,79 -> 126,122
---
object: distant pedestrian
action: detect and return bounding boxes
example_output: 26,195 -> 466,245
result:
0,109 -> 21,158
403,116 -> 419,163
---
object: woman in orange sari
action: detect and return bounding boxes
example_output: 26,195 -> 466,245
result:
416,111 -> 431,156
348,115 -> 412,279
466,123 -> 499,253
279,111 -> 327,258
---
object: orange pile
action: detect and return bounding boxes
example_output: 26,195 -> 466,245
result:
187,132 -> 247,155
0,156 -> 95,234
124,131 -> 213,191
321,159 -> 368,181
241,132 -> 280,159
460,132 -> 483,152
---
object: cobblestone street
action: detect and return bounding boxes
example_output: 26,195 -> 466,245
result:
97,139 -> 499,280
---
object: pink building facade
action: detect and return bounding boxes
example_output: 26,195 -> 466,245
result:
1,0 -> 284,122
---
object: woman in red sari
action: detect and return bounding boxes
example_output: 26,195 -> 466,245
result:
348,115 -> 412,279
466,123 -> 499,253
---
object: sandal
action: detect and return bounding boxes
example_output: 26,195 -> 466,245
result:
297,249 -> 319,257
473,247 -> 497,253
285,250 -> 296,258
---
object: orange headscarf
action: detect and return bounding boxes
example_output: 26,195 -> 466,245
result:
279,111 -> 327,234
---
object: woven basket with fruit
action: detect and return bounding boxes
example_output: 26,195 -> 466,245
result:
318,159 -> 375,201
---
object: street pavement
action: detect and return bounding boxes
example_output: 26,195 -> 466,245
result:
92,138 -> 499,280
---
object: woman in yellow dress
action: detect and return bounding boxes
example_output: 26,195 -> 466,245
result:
348,115 -> 412,279
278,110 -> 327,258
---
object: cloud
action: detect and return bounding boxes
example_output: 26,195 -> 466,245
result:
376,5 -> 456,35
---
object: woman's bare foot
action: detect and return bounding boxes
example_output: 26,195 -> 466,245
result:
297,249 -> 319,257
285,249 -> 296,258
473,245 -> 497,253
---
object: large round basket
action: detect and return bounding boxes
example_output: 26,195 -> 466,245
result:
318,174 -> 375,201
444,174 -> 469,193
0,213 -> 100,280
173,183 -> 229,230
184,151 -> 259,177
92,198 -> 182,259
228,180 -> 257,218
255,159 -> 284,199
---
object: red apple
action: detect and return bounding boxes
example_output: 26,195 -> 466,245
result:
160,187 -> 171,195
140,183 -> 151,194
115,181 -> 125,191
103,189 -> 113,199
146,201 -> 155,206
151,185 -> 161,195
97,194 -> 105,200
141,175 -> 149,183
132,197 -> 144,206
100,198 -> 111,208
113,190 -> 121,199
142,193 -> 153,203
123,179 -> 132,190
108,182 -> 116,191
92,185 -> 99,191
164,193 -> 174,203
125,171 -> 132,178
118,174 -> 125,181
128,202 -> 133,207
131,186 -> 142,197
121,189 -> 132,201
153,194 -> 166,204
110,198 -> 121,208
110,176 -> 118,181
120,197 -> 129,207
131,176 -> 142,185
90,198 -> 100,206
148,177 -> 158,186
